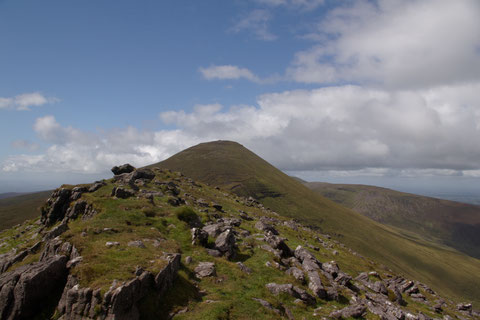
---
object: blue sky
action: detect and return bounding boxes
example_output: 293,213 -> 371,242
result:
1,0 -> 480,194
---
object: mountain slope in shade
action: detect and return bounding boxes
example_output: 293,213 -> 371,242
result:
0,190 -> 51,231
150,140 -> 480,304
304,182 -> 480,259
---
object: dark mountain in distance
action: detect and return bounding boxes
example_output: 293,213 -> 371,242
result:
0,192 -> 23,200
151,140 -> 480,304
304,182 -> 480,259
0,190 -> 52,231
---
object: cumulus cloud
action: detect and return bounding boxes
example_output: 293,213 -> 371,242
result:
6,83 -> 480,177
0,92 -> 58,111
199,65 -> 261,83
10,140 -> 39,151
231,9 -> 277,41
287,0 -> 480,88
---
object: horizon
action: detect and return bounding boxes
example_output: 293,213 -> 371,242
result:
2,0 -> 480,196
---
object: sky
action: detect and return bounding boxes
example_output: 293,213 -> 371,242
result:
1,0 -> 480,195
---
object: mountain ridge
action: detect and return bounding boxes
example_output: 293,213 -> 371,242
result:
150,140 -> 480,304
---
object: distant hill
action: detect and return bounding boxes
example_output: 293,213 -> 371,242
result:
304,182 -> 480,259
0,190 -> 52,231
150,140 -> 480,304
0,192 -> 23,200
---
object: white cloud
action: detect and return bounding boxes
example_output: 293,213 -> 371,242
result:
231,9 -> 277,41
0,92 -> 58,111
199,65 -> 261,83
4,83 -> 480,178
10,140 -> 39,151
287,0 -> 480,88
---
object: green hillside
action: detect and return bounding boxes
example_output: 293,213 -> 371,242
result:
0,190 -> 51,231
0,166 -> 476,319
305,182 -> 480,259
151,140 -> 480,304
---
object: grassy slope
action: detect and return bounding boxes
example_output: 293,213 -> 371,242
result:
305,182 -> 480,259
0,191 -> 51,231
150,140 -> 480,304
1,169 -> 468,319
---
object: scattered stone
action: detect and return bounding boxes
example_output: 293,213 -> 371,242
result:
307,271 -> 327,299
106,241 -> 120,248
239,210 -> 253,221
191,228 -> 209,246
457,303 -> 472,312
111,187 -> 135,199
264,231 -> 293,258
255,220 -> 278,235
185,256 -> 192,265
252,298 -> 281,315
195,262 -> 216,278
128,240 -> 146,248
206,249 -> 222,257
211,203 -> 223,211
236,262 -> 252,274
330,303 -> 366,319
286,267 -> 305,283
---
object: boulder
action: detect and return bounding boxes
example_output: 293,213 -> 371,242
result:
195,262 -> 216,278
191,228 -> 209,246
41,188 -> 72,225
307,271 -> 327,299
286,267 -> 305,283
111,164 -> 135,175
215,229 -> 236,259
0,255 -> 68,319
111,187 -> 135,199
254,220 -> 278,235
264,232 -> 292,258
330,303 -> 366,319
321,260 -> 339,278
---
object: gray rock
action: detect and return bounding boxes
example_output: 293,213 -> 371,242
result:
307,271 -> 327,299
266,283 -> 297,297
0,255 -> 68,319
457,303 -> 472,311
236,262 -> 252,274
322,260 -> 339,278
111,163 -> 135,175
128,240 -> 146,249
41,188 -> 72,225
111,187 -> 135,199
191,228 -> 209,246
106,241 -> 120,248
202,223 -> 226,238
252,298 -> 281,314
215,229 -> 236,259
286,267 -> 305,283
372,280 -> 388,295
206,249 -> 222,257
254,221 -> 278,235
195,262 -> 216,278
330,303 -> 366,319
264,231 -> 292,258
294,246 -> 322,271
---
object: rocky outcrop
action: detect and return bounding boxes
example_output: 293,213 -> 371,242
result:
191,228 -> 209,246
264,231 -> 292,258
111,163 -> 135,175
0,255 -> 68,320
41,188 -> 72,225
57,253 -> 181,320
330,303 -> 366,319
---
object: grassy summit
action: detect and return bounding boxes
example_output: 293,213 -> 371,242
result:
151,140 -> 480,304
